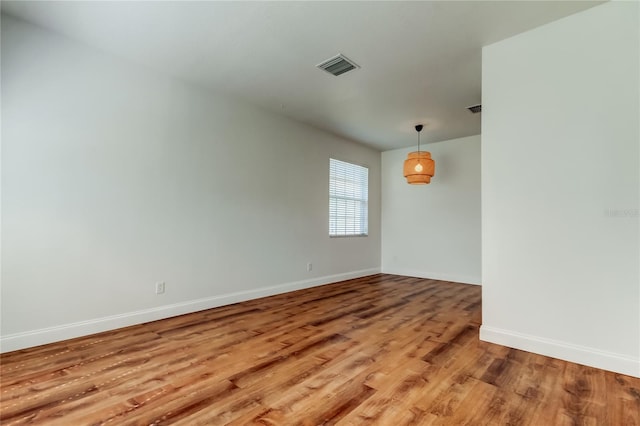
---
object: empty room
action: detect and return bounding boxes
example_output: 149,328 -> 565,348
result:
1,1 -> 638,425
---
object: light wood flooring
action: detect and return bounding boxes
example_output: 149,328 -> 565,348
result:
1,274 -> 638,425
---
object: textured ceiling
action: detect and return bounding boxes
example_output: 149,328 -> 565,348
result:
1,1 -> 604,151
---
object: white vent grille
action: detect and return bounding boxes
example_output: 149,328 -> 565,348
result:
467,104 -> 482,114
317,54 -> 359,76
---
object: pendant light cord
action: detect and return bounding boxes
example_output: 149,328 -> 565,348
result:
415,124 -> 423,156
416,128 -> 422,166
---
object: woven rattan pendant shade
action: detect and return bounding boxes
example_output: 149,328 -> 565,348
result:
403,125 -> 435,184
404,151 -> 435,184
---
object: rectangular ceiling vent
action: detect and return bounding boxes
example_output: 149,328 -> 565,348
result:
467,104 -> 482,114
317,54 -> 359,76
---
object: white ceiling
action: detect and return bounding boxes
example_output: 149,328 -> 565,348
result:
2,1 -> 603,151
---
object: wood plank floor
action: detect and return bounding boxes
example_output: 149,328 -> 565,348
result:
1,274 -> 638,425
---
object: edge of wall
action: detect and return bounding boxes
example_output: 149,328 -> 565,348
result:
0,268 -> 380,353
480,325 -> 640,378
381,267 -> 481,286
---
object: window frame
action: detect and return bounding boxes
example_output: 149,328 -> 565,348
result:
329,158 -> 369,238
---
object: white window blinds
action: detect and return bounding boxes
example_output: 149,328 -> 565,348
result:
329,158 -> 369,237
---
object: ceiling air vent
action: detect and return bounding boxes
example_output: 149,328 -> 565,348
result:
317,54 -> 359,76
467,104 -> 482,114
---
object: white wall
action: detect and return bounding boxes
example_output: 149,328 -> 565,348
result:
481,1 -> 639,377
381,135 -> 481,285
0,15 -> 381,352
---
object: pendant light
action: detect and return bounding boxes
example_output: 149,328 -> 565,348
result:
403,124 -> 435,184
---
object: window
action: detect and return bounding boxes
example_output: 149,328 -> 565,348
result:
329,158 -> 368,237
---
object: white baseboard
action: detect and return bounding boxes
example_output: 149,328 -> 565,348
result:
381,267 -> 481,286
480,325 -> 640,378
0,268 -> 380,353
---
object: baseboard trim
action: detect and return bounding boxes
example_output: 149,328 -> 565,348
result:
0,268 -> 380,353
480,325 -> 640,378
381,267 -> 481,286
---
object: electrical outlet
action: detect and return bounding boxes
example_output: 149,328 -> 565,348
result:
307,262 -> 312,272
155,282 -> 165,294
